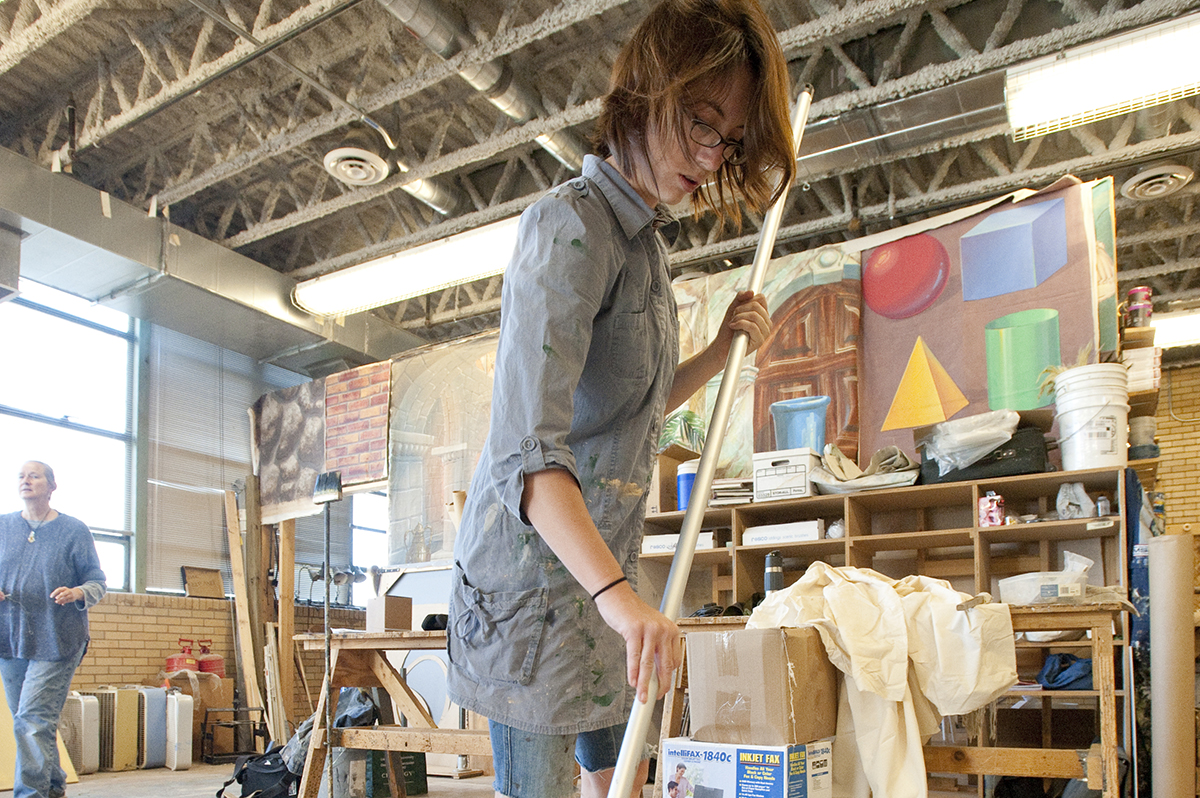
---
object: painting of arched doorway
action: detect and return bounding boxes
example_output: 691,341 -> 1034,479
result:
753,281 -> 860,461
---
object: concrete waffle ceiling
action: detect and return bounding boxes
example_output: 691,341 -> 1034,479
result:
3,0 -> 1200,351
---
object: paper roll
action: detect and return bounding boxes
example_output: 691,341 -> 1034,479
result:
1148,533 -> 1195,796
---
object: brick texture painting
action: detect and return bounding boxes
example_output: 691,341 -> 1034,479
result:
325,361 -> 390,485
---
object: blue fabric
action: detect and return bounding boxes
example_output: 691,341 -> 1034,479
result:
1,647 -> 85,798
488,718 -> 640,797
448,154 -> 680,734
1036,653 -> 1093,690
0,512 -> 107,660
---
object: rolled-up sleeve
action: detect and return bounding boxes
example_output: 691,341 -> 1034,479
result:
487,192 -> 621,521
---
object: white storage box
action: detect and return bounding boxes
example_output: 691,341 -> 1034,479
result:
642,531 -> 714,555
998,571 -> 1087,605
743,519 -> 824,546
752,448 -> 821,502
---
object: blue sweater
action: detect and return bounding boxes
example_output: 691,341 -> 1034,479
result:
0,511 -> 106,660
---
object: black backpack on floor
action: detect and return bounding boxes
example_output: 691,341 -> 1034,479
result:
216,743 -> 295,798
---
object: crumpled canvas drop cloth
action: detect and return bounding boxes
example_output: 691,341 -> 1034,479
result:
748,562 -> 1017,798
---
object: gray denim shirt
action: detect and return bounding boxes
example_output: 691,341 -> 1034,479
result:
446,155 -> 680,734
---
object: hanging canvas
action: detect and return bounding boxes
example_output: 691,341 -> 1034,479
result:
857,177 -> 1107,460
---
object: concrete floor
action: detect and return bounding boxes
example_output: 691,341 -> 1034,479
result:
57,763 -> 497,798
54,764 -> 677,798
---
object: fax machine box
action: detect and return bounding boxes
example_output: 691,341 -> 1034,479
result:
661,738 -> 833,798
752,448 -> 820,502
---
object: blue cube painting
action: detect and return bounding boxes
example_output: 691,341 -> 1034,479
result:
960,198 -> 1068,300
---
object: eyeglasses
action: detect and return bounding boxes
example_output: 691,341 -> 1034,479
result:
689,120 -> 747,166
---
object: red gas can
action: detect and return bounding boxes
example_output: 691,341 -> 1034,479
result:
166,638 -> 199,672
196,639 -> 226,678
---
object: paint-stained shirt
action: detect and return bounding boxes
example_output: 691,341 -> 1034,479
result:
446,154 -> 680,734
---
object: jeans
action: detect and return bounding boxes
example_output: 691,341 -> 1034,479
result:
488,719 -> 644,798
0,648 -> 84,798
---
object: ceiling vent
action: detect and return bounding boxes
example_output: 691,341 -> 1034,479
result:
1120,163 -> 1195,200
323,127 -> 390,186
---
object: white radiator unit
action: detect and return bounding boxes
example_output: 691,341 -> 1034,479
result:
165,691 -> 193,771
79,688 -> 139,771
58,692 -> 100,775
136,687 -> 167,769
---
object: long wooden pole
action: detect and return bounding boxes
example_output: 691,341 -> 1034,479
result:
605,84 -> 814,798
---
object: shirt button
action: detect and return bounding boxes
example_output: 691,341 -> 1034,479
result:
651,280 -> 661,293
521,437 -> 538,452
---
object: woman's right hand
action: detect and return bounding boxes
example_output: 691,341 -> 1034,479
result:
594,582 -> 682,704
0,589 -> 6,601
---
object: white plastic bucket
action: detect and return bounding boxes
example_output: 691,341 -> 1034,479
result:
1054,364 -> 1129,471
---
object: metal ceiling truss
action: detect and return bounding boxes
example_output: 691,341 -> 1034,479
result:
232,0 -> 1200,278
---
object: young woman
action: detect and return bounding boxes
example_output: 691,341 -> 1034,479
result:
446,1 -> 796,796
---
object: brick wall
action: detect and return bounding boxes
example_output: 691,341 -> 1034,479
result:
73,592 -> 364,726
1155,364 -> 1200,530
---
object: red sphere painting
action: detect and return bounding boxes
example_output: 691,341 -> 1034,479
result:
863,233 -> 950,319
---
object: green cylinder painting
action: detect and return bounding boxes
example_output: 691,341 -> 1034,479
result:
985,308 -> 1061,410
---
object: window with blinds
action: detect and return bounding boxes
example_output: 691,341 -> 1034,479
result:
143,325 -> 324,593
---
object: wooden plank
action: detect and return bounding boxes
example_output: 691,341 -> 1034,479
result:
366,652 -> 438,728
224,490 -> 266,716
923,746 -> 1085,779
333,727 -> 493,757
278,518 -> 296,726
298,672 -> 330,798
263,633 -> 288,743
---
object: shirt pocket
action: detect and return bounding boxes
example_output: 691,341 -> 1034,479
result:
449,563 -> 548,687
605,310 -> 650,382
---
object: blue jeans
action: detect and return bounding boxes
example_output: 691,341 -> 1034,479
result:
0,648 -> 84,798
489,719 -> 646,798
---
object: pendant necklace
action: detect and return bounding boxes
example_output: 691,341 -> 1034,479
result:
24,509 -> 50,543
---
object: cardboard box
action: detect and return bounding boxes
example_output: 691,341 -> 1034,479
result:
687,627 -> 837,746
366,595 -> 413,632
642,531 -> 715,555
661,737 -> 833,798
648,445 -> 700,515
752,449 -> 820,503
742,520 -> 824,546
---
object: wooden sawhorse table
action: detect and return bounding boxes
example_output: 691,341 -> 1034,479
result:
923,603 -> 1127,798
295,630 -> 491,798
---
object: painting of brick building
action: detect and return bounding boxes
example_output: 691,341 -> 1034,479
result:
325,361 -> 390,485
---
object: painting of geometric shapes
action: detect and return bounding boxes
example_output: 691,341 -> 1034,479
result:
858,178 -> 1101,461
253,379 -> 326,524
881,336 -> 968,430
325,361 -> 390,486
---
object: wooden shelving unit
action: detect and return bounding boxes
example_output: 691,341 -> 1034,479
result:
642,465 -> 1145,798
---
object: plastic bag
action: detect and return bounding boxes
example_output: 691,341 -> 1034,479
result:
1056,483 -> 1096,519
917,410 -> 1019,476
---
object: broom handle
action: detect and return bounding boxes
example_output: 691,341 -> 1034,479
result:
606,84 -> 814,798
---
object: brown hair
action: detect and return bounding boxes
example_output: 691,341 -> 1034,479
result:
593,0 -> 795,230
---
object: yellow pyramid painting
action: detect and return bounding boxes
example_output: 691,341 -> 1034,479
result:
882,336 -> 969,430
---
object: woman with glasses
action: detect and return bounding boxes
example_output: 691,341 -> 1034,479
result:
446,1 -> 796,796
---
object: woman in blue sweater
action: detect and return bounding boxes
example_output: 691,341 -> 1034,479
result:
1,461 -> 106,798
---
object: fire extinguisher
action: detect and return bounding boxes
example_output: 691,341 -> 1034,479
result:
196,638 -> 226,678
166,638 -> 199,672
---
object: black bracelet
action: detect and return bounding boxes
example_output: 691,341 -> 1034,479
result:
591,576 -> 628,601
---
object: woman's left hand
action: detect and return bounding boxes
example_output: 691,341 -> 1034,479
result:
717,290 -> 771,355
50,586 -> 83,605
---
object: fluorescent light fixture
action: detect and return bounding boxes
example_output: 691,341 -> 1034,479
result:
1150,310 -> 1200,348
293,216 -> 520,317
1005,12 -> 1200,140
